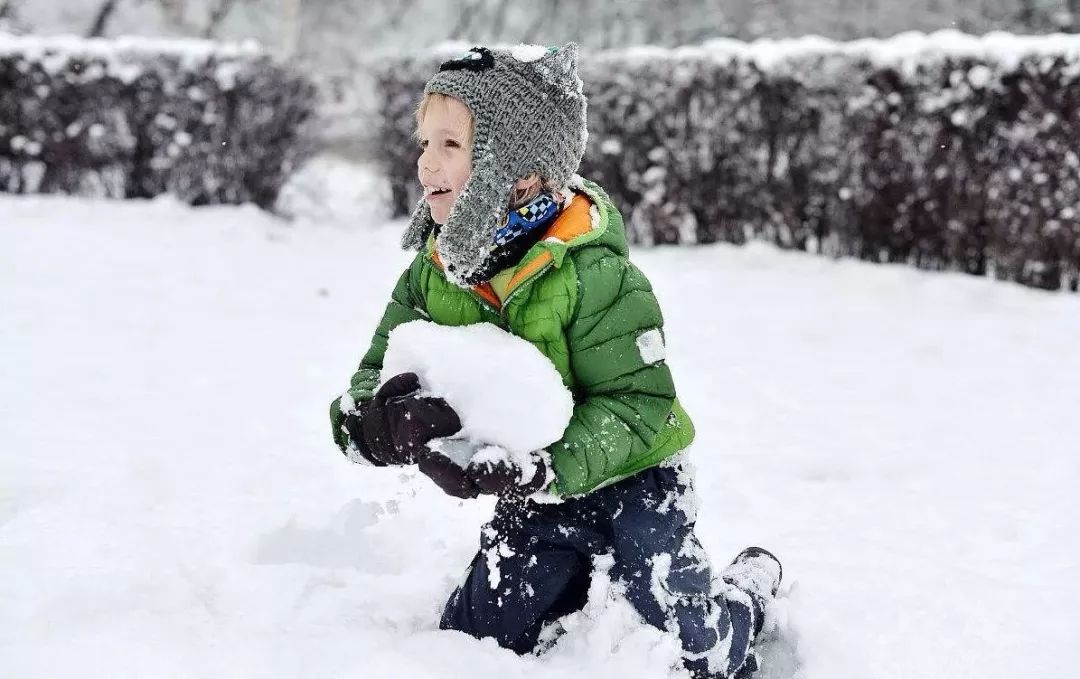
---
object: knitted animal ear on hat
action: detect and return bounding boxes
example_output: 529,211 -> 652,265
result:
401,43 -> 588,287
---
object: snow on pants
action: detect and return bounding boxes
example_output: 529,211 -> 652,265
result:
440,461 -> 760,679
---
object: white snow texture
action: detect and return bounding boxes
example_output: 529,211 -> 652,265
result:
2,161 -> 1079,679
510,43 -> 550,62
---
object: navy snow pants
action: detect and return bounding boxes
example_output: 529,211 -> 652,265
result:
440,462 -> 761,679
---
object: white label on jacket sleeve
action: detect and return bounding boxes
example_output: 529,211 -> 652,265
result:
636,329 -> 666,364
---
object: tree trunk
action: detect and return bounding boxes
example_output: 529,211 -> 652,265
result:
202,0 -> 239,39
87,0 -> 119,38
450,0 -> 480,40
387,0 -> 421,30
1016,0 -> 1035,29
521,0 -> 561,42
489,0 -> 511,40
278,0 -> 302,57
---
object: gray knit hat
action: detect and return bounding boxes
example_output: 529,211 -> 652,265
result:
402,43 -> 588,287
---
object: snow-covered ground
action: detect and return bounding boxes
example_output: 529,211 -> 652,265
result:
2,184 -> 1079,679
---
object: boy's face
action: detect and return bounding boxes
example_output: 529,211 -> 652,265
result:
417,96 -> 473,225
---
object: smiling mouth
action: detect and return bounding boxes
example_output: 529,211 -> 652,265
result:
426,188 -> 452,198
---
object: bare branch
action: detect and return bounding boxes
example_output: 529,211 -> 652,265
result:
449,0 -> 479,40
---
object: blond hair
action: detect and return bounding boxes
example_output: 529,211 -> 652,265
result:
415,92 -> 474,146
415,92 -> 555,210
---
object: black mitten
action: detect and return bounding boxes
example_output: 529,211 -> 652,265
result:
343,402 -> 384,466
466,452 -> 550,496
354,373 -> 463,466
417,450 -> 481,499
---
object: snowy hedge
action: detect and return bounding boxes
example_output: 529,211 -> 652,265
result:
372,32 -> 1080,292
0,34 -> 316,208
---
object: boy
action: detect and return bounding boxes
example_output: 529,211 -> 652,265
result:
331,44 -> 782,678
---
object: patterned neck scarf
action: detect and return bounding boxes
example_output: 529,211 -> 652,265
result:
457,191 -> 563,286
492,192 -> 561,247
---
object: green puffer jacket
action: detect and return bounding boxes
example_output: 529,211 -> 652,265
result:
331,179 -> 695,496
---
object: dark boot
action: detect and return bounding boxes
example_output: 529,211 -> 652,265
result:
720,546 -> 782,636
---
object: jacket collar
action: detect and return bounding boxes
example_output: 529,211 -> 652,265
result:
428,181 -> 609,306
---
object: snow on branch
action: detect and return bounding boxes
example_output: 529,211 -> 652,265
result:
373,32 -> 1080,292
0,33 -> 315,208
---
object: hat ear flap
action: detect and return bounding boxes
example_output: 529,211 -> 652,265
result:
435,156 -> 515,287
402,196 -> 434,251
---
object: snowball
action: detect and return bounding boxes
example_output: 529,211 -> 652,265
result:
511,44 -> 549,63
381,321 -> 574,456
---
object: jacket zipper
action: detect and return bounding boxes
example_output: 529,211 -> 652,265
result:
429,252 -> 555,320
499,260 -> 554,318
